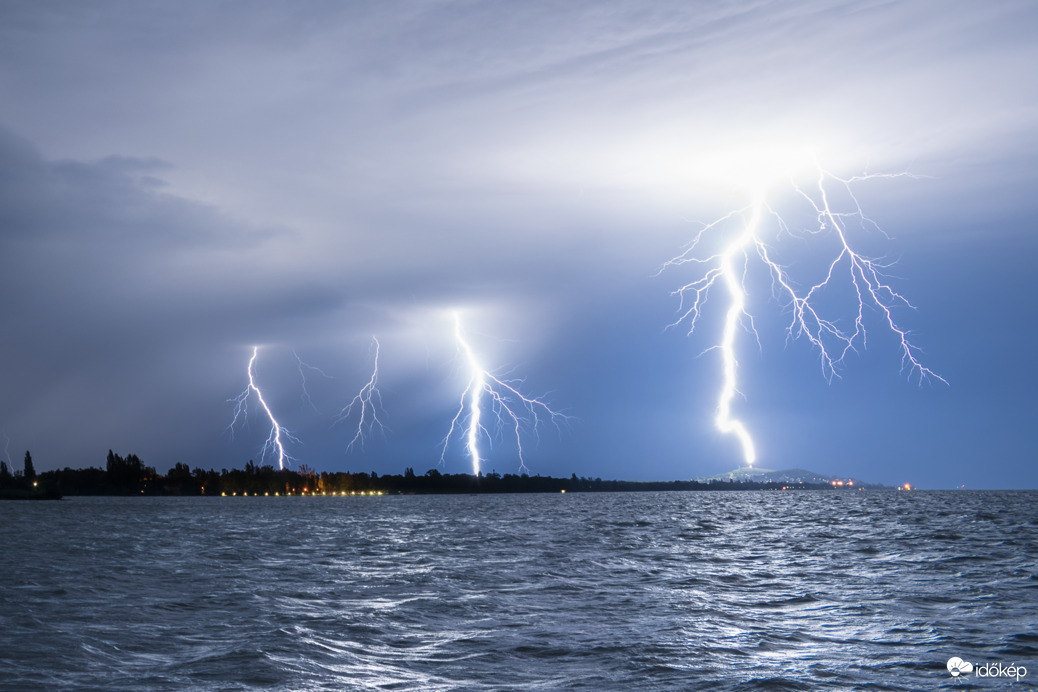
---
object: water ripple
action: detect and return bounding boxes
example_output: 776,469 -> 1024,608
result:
1,490 -> 1035,690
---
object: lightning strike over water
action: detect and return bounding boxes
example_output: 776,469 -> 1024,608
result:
228,346 -> 299,470
441,313 -> 567,476
663,162 -> 945,467
336,336 -> 387,452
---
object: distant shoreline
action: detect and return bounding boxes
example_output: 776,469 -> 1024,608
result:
2,451 -> 905,498
4,472 -> 894,499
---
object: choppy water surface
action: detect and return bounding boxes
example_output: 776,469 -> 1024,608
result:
1,490 -> 1036,690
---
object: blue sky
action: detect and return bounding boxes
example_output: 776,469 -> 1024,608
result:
1,1 -> 1035,488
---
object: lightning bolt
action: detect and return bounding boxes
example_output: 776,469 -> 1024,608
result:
228,346 -> 299,470
293,349 -> 333,413
663,162 -> 945,467
441,312 -> 567,475
336,336 -> 387,452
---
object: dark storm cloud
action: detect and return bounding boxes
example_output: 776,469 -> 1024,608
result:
0,125 -> 323,329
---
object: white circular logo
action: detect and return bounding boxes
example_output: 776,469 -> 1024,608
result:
947,657 -> 974,677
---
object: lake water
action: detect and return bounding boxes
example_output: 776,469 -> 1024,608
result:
1,491 -> 1036,690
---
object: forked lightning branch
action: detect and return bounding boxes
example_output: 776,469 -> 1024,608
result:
227,346 -> 300,470
662,162 -> 945,467
441,312 -> 568,476
336,336 -> 387,453
229,341 -> 386,470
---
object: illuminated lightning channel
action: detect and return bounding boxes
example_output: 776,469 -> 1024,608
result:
663,164 -> 945,467
336,336 -> 387,452
294,350 -> 333,413
228,346 -> 300,469
441,313 -> 567,476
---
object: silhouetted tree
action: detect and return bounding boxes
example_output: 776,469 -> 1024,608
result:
168,462 -> 192,482
104,450 -> 153,491
0,460 -> 10,488
23,451 -> 36,482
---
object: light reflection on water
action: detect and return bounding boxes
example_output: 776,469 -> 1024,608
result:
1,491 -> 1036,690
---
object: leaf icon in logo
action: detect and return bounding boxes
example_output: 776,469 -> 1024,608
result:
947,657 -> 974,676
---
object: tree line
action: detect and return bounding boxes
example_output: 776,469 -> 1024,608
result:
0,450 -> 56,498
0,451 -> 870,499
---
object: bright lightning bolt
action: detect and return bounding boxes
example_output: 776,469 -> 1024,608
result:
228,346 -> 299,470
336,336 -> 387,452
663,160 -> 945,468
441,312 -> 567,476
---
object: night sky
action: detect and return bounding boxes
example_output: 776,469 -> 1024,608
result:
1,1 -> 1035,489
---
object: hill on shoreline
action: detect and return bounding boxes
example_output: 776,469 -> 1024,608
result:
702,466 -> 889,488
